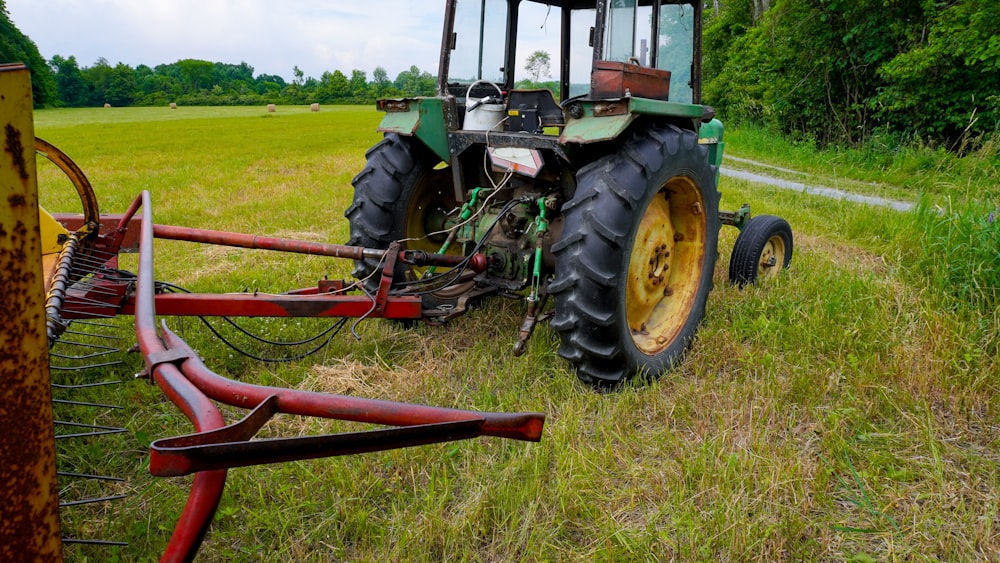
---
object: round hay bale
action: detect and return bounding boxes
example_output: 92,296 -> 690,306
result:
169,102 -> 178,109
103,103 -> 111,108
310,103 -> 320,112
267,104 -> 277,113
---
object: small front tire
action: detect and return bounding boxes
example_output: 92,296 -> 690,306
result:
728,215 -> 793,287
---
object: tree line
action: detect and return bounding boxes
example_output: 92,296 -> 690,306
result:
44,56 -> 436,108
3,0 -> 998,149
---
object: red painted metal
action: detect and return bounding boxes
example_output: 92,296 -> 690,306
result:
133,191 -> 227,563
119,292 -> 424,319
149,396 -> 492,476
52,213 -> 142,251
159,326 -> 544,442
152,223 -> 482,271
124,190 -> 545,560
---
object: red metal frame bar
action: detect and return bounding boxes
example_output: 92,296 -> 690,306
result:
126,191 -> 544,562
58,208 -> 487,321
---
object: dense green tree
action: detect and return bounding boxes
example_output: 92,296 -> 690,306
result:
349,69 -> 369,101
255,73 -> 286,96
394,65 -> 435,96
318,69 -> 350,102
176,59 -> 214,92
214,61 -> 254,89
371,66 -> 398,98
876,0 -> 1000,143
0,0 -> 56,105
82,58 -> 114,106
50,55 -> 88,107
105,62 -> 137,106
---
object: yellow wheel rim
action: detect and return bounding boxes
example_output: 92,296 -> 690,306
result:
625,176 -> 707,355
757,234 -> 785,281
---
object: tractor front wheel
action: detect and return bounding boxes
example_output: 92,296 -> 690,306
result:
550,124 -> 720,388
728,215 -> 793,287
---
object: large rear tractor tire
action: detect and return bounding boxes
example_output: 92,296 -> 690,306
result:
345,134 -> 459,289
550,124 -> 720,388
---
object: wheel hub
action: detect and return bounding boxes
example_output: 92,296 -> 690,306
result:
626,194 -> 676,332
758,236 -> 785,279
625,181 -> 707,355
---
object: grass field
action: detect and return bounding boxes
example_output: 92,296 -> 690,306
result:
35,105 -> 998,562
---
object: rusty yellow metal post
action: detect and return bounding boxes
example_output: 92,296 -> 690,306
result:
0,63 -> 64,561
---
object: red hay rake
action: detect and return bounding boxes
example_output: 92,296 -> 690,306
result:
1,65 -> 543,562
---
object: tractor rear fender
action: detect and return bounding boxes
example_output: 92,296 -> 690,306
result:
376,97 -> 451,162
559,97 -> 709,145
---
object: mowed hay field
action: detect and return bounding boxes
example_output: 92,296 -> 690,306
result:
35,106 -> 998,562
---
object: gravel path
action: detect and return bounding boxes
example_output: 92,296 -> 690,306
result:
721,155 -> 914,212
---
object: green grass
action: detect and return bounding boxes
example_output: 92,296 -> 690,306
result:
36,107 -> 999,561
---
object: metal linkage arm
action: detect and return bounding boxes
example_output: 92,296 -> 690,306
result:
129,191 -> 545,562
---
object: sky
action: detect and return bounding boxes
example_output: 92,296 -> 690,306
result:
5,0 -> 447,81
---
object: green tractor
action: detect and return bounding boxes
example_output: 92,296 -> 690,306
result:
346,0 -> 793,388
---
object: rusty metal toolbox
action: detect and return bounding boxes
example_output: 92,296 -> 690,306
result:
590,60 -> 672,101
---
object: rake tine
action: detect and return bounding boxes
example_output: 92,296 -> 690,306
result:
54,421 -> 126,431
50,361 -> 123,371
62,329 -> 124,341
51,381 -> 122,390
69,319 -> 118,329
52,399 -> 124,410
50,349 -> 119,360
51,340 -> 119,352
56,430 -> 129,440
59,495 -> 127,508
61,538 -> 129,547
57,472 -> 126,483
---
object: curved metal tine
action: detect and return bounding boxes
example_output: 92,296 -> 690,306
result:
61,538 -> 129,547
59,495 -> 127,508
58,472 -> 125,482
51,381 -> 122,390
50,361 -> 123,372
56,430 -> 129,440
54,421 -> 128,440
62,328 -> 123,341
51,339 -> 118,352
70,319 -> 118,328
52,399 -> 124,410
55,420 -> 124,430
50,349 -> 119,360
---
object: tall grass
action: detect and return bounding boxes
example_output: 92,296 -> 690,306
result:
35,107 -> 1000,561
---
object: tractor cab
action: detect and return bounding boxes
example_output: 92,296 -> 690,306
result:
437,0 -> 703,131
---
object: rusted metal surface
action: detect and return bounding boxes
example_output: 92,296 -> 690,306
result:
0,63 -> 63,562
158,327 -> 545,442
590,60 -> 672,101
